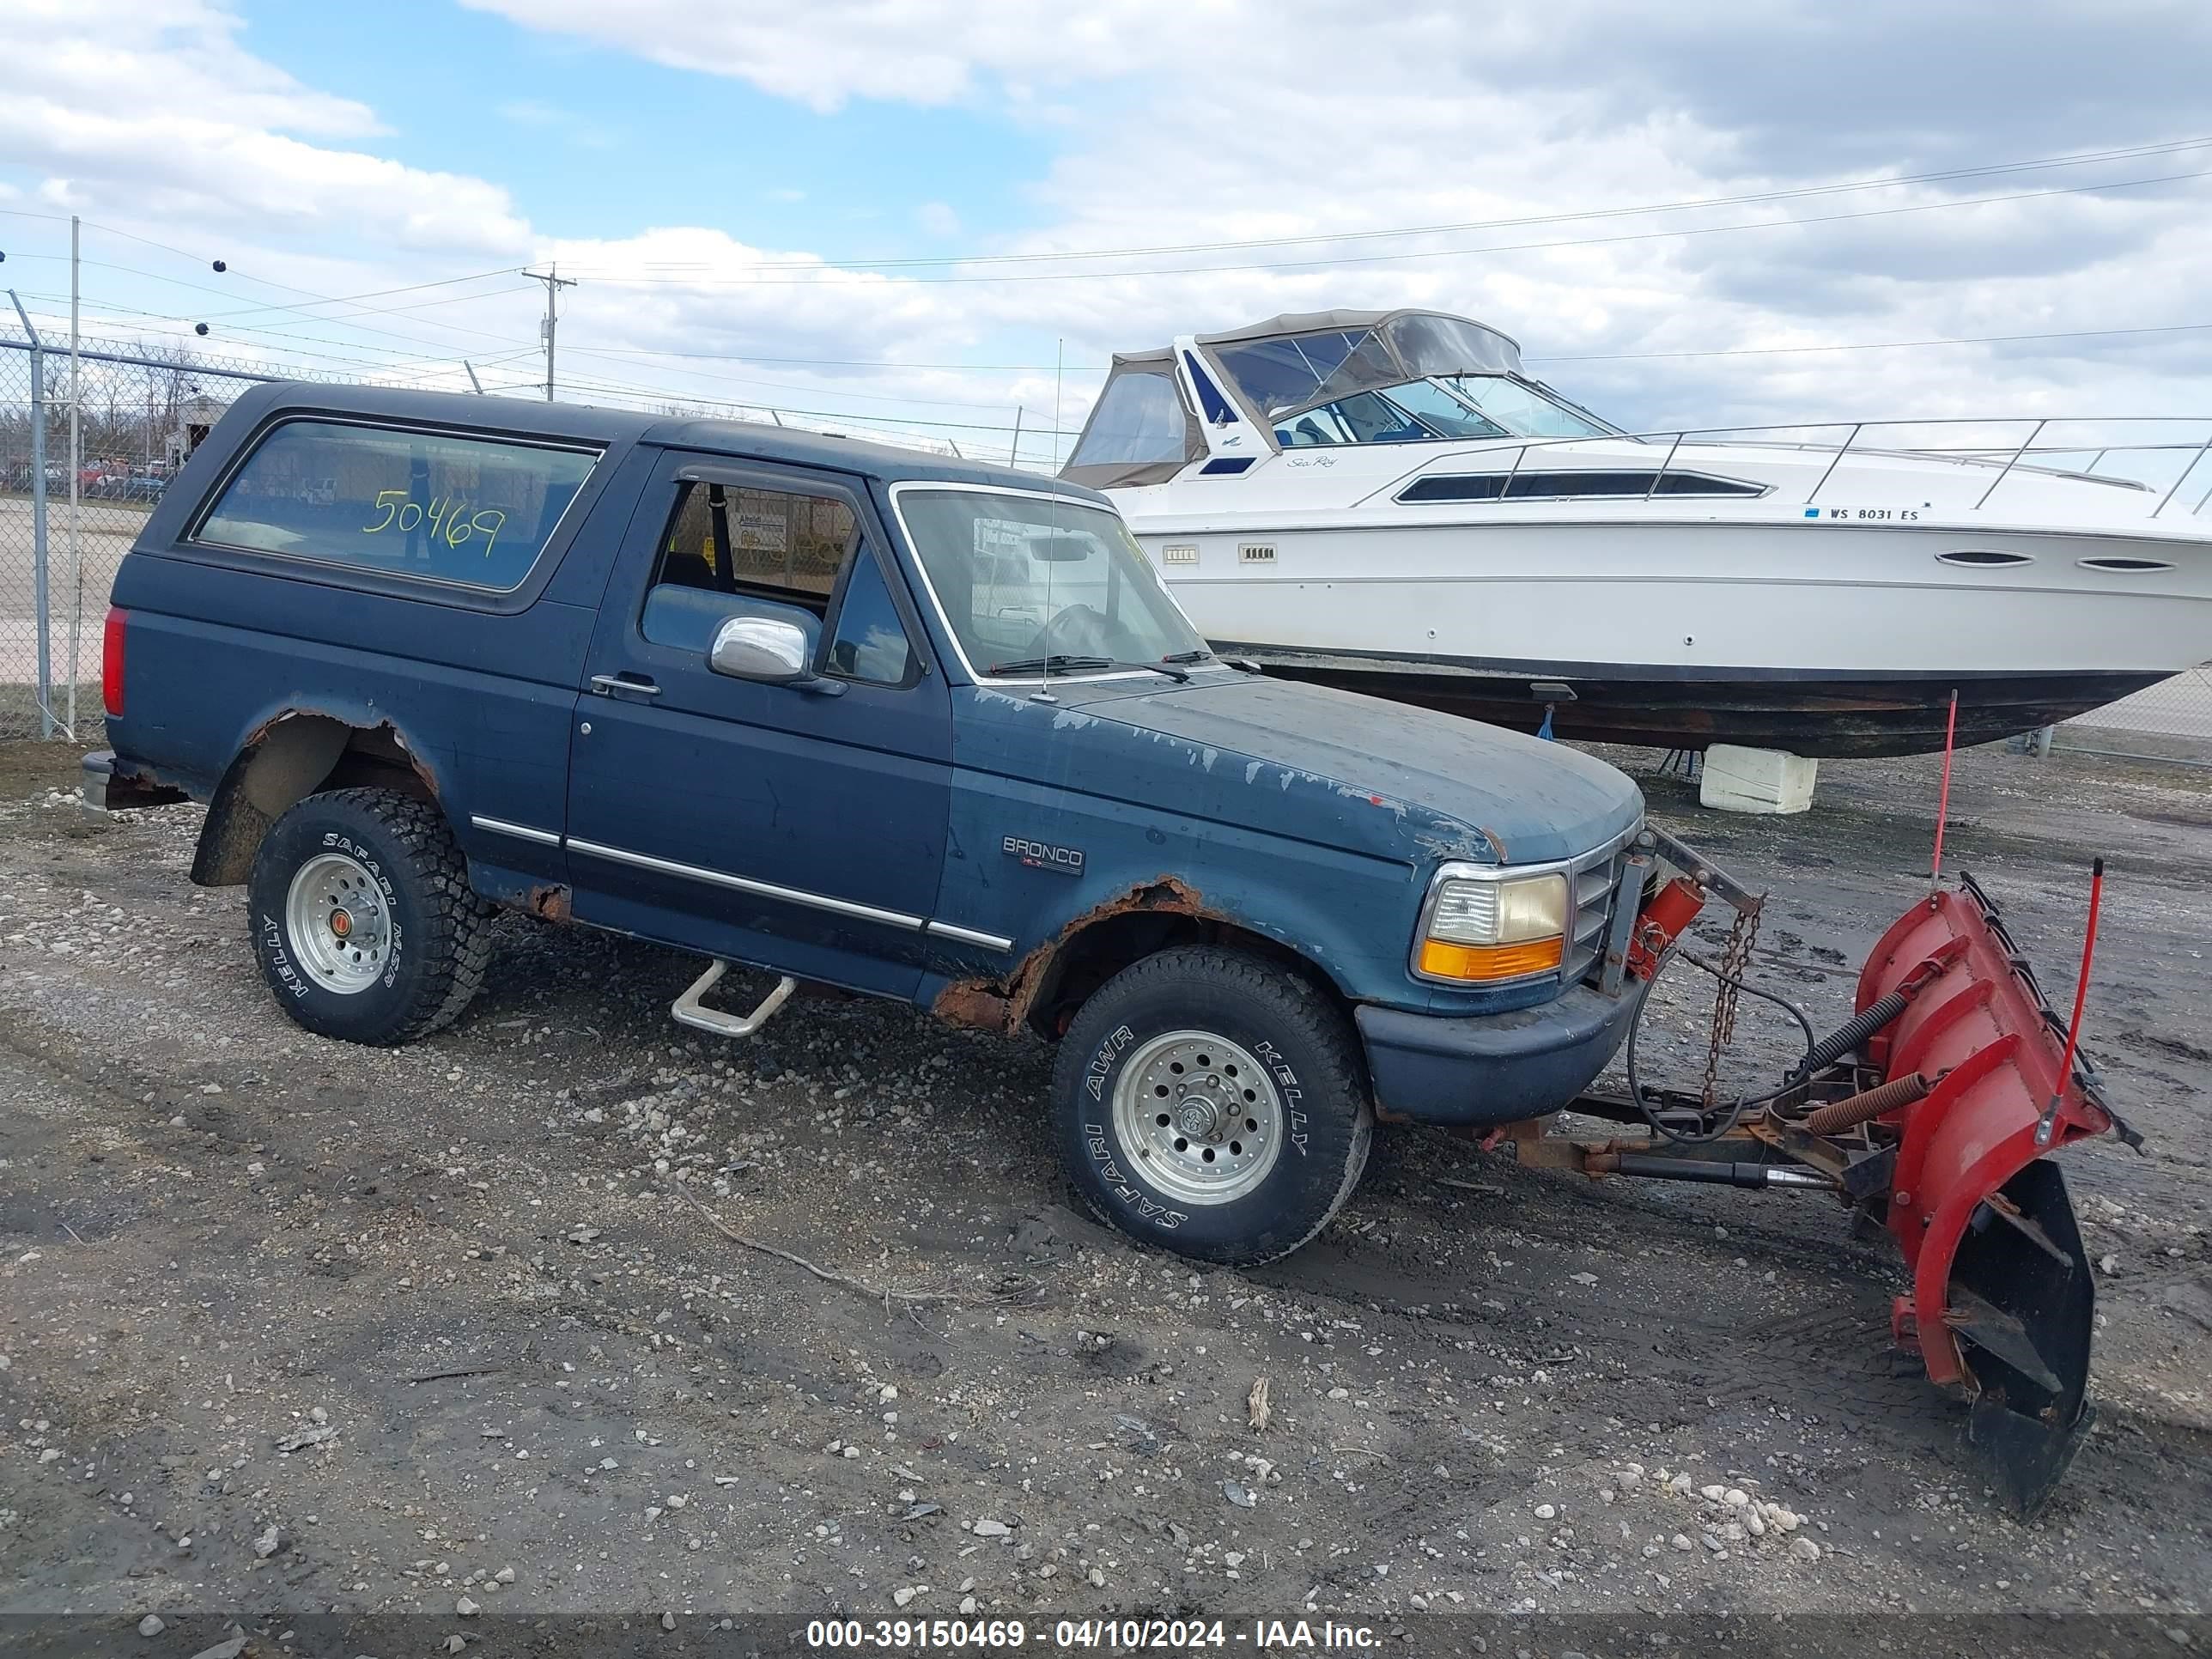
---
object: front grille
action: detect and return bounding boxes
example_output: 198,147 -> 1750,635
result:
1565,825 -> 1638,983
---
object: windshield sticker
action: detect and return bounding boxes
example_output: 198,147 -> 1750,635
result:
973,517 -> 1038,558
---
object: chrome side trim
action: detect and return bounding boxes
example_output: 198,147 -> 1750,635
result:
564,837 -> 927,931
470,815 -> 562,847
924,920 -> 1017,952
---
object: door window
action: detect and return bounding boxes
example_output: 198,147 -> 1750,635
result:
641,477 -> 919,687
652,478 -> 853,607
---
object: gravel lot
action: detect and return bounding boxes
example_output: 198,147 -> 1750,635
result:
1,735 -> 2207,1656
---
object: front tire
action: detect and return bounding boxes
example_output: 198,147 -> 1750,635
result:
246,787 -> 494,1046
1052,945 -> 1373,1266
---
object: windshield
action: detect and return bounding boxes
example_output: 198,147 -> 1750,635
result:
1270,374 -> 1612,447
896,489 -> 1207,678
1443,376 -> 1613,439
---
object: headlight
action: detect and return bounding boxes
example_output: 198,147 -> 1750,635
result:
1414,867 -> 1569,983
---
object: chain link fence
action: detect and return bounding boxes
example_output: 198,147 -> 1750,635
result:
1,335 -> 301,741
2055,666 -> 2212,767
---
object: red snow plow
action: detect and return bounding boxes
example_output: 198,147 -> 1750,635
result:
1499,829 -> 2141,1516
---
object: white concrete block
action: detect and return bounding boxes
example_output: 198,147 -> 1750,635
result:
1699,744 -> 1817,814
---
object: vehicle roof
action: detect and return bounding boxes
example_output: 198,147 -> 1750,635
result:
228,381 -> 1103,501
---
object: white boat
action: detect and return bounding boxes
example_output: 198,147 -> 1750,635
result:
1060,308 -> 2212,756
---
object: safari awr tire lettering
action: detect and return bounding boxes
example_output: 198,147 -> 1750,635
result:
246,787 -> 495,1046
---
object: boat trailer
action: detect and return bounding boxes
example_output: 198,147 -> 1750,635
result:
1490,828 -> 2142,1516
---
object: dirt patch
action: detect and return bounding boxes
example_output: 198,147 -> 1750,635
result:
0,733 -> 97,800
0,740 -> 2206,1650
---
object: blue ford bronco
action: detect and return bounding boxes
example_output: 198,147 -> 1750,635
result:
88,385 -> 1655,1265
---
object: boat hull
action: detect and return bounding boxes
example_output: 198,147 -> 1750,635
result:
1117,514 -> 2212,758
1216,647 -> 2164,757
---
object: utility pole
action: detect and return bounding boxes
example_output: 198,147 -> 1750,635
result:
7,289 -> 52,738
524,264 -> 576,402
67,214 -> 81,736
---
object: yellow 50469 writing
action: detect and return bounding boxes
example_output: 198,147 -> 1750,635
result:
362,491 -> 507,556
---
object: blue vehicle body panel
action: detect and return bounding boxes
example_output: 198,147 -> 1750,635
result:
1073,673 -> 1644,868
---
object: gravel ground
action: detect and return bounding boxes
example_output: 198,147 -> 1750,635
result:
0,736 -> 2207,1657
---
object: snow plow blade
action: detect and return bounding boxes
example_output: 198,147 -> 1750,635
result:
1855,872 -> 2137,1516
1518,832 -> 2140,1514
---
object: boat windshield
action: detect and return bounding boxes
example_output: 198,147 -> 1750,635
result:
895,488 -> 1208,678
1267,374 -> 1613,448
1206,313 -> 1616,448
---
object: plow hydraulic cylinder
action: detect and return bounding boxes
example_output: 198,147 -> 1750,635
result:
1601,1152 -> 1832,1189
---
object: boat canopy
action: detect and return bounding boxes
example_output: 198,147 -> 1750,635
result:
1061,310 -> 1534,488
1060,348 -> 1212,489
1199,310 -> 1524,424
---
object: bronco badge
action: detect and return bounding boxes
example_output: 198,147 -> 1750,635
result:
1003,835 -> 1085,876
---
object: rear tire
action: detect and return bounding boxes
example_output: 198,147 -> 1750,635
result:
1052,945 -> 1373,1266
246,787 -> 493,1046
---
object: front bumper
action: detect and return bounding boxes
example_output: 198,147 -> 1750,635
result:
1356,981 -> 1648,1127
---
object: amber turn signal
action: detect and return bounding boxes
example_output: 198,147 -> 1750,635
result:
1417,936 -> 1565,982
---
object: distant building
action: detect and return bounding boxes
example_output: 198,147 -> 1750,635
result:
169,392 -> 233,466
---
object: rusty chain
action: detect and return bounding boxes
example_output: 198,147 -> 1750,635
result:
1702,896 -> 1764,1109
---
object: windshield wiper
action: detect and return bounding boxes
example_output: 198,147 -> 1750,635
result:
1162,646 -> 1263,675
988,653 -> 1189,684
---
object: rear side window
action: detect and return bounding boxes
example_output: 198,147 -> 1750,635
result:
195,420 -> 599,592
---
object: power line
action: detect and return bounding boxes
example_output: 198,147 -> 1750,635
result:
0,214 -> 545,361
554,315 -> 2212,375
558,136 -> 2212,274
4,291 -> 523,367
548,167 -> 2212,288
1531,319 -> 2212,364
198,267 -> 527,320
5,259 -> 545,362
552,342 -> 1026,410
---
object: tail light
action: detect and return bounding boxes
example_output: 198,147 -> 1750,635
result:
102,606 -> 126,718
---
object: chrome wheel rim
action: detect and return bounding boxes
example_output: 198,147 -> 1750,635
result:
284,852 -> 392,995
1109,1029 -> 1284,1206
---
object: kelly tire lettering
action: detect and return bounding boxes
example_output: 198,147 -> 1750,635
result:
1052,945 -> 1374,1268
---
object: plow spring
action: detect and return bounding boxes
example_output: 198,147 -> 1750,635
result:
1496,837 -> 2142,1516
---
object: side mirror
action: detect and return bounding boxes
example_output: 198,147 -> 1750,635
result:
709,616 -> 811,684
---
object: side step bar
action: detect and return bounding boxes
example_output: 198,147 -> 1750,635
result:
672,961 -> 797,1040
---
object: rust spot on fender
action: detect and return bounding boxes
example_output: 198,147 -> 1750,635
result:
932,978 -> 1016,1031
526,883 -> 573,923
932,874 -> 1207,1036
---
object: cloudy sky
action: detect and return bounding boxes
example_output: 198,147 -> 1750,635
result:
3,0 -> 2209,463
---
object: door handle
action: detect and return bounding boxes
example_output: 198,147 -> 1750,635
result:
590,673 -> 662,698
